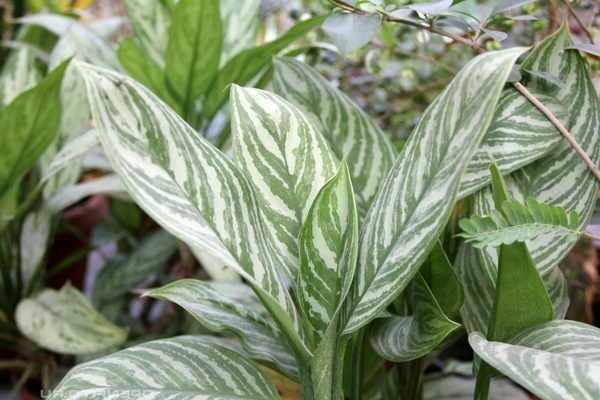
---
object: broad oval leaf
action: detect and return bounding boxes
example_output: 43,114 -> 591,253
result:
343,47 -> 526,334
49,335 -> 281,400
371,274 -> 461,362
77,64 -> 309,359
15,284 -> 127,355
297,161 -> 358,345
272,57 -> 396,217
470,321 -> 600,400
231,85 -> 337,280
146,279 -> 298,380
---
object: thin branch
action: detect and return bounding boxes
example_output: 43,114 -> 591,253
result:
564,0 -> 596,44
328,0 -> 600,182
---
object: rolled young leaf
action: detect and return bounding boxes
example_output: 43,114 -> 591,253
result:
272,57 -> 397,218
342,47 -> 527,334
49,335 -> 281,400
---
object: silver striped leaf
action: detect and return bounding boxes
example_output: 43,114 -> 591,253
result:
146,279 -> 298,380
15,284 -> 127,355
459,88 -> 567,198
370,274 -> 461,362
231,85 -> 337,281
78,64 -> 309,359
343,47 -> 526,334
0,47 -> 41,109
220,0 -> 260,64
49,335 -> 281,400
272,57 -> 396,218
297,161 -> 358,346
470,321 -> 600,400
124,0 -> 171,68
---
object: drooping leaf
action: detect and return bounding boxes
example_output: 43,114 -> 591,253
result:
371,274 -> 461,362
145,279 -> 299,379
164,0 -> 222,110
297,161 -> 358,346
124,0 -> 171,67
0,59 -> 69,197
78,64 -> 309,359
322,12 -> 381,54
40,129 -> 98,185
203,15 -> 325,118
342,47 -> 526,334
459,88 -> 567,198
230,85 -> 337,280
45,174 -> 128,211
48,335 -> 281,400
470,321 -> 600,400
272,57 -> 396,217
15,284 -> 127,355
94,230 -> 177,305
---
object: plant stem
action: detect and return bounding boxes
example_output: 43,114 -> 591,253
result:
474,362 -> 493,400
328,0 -> 600,183
563,0 -> 595,44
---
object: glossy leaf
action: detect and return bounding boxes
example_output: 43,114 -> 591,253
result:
272,57 -> 396,217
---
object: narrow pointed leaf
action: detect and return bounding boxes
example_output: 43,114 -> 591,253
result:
343,47 -> 526,334
420,241 -> 464,316
272,57 -> 396,217
230,86 -> 337,280
15,284 -> 127,355
297,161 -> 358,345
371,274 -> 461,362
146,279 -> 298,379
49,335 -> 281,400
124,0 -> 171,67
78,64 -> 308,359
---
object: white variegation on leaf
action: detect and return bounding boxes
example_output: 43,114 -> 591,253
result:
124,0 -> 171,67
273,57 -> 396,217
15,284 -> 127,355
49,335 -> 281,400
470,321 -> 600,400
343,47 -> 526,334
146,279 -> 299,379
220,0 -> 260,64
231,85 -> 337,280
0,47 -> 41,109
77,64 -> 309,359
371,274 -> 461,362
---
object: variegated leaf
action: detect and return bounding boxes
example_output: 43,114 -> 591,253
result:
459,88 -> 567,198
0,47 -> 41,109
15,284 -> 127,355
19,211 -> 52,291
470,321 -> 600,400
272,57 -> 396,217
343,48 -> 526,334
78,64 -> 309,358
297,161 -> 358,345
230,85 -> 337,280
146,279 -> 299,379
220,0 -> 260,64
49,335 -> 281,400
124,0 -> 171,68
45,174 -> 128,211
371,274 -> 461,362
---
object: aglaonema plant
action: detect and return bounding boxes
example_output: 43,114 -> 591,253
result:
46,17 -> 600,400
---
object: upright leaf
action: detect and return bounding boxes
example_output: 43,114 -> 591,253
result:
165,0 -> 222,111
78,64 -> 309,359
15,284 -> 127,355
0,47 -> 41,109
124,0 -> 171,67
230,85 -> 337,280
343,47 -> 526,334
49,335 -> 281,400
146,279 -> 298,379
297,161 -> 358,345
420,242 -> 464,316
220,0 -> 260,64
272,57 -> 397,217
0,59 -> 69,197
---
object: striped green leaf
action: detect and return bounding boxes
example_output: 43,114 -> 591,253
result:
459,197 -> 580,248
220,0 -> 260,64
230,85 -> 337,280
272,57 -> 396,217
124,0 -> 171,68
0,47 -> 41,109
459,88 -> 567,198
49,335 -> 281,400
165,0 -> 222,109
19,211 -> 52,291
297,161 -> 358,346
78,64 -> 309,359
370,273 -> 461,362
470,321 -> 600,400
94,230 -> 177,305
15,284 -> 127,355
342,47 -> 526,334
145,279 -> 298,379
